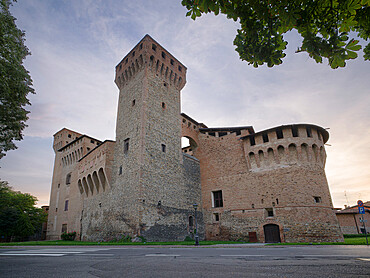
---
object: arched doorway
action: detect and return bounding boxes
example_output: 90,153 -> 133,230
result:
181,136 -> 198,157
263,224 -> 281,243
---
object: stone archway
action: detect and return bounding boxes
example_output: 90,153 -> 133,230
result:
263,224 -> 281,243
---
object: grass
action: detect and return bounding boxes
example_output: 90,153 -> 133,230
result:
0,240 -> 246,246
268,236 -> 369,246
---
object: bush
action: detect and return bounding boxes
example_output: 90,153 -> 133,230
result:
61,231 -> 76,241
184,235 -> 193,242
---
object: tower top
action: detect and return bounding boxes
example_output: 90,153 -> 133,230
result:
115,35 -> 187,90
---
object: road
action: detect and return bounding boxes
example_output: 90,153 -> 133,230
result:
0,245 -> 369,277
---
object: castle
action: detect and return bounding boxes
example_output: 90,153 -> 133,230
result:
46,35 -> 343,243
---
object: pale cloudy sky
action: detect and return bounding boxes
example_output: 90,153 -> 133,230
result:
1,0 -> 369,208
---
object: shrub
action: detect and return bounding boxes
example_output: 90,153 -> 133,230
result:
61,231 -> 76,241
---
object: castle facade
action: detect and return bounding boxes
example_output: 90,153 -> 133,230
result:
46,35 -> 343,243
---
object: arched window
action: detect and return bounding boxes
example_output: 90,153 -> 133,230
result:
66,173 -> 72,185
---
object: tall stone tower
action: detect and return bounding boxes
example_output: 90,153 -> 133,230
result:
81,35 -> 202,241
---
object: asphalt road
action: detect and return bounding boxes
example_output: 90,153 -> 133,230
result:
0,245 -> 369,277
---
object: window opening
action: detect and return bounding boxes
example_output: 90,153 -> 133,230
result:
162,102 -> 166,109
139,43 -> 143,50
292,126 -> 299,137
132,51 -> 135,57
214,213 -> 220,222
68,134 -> 71,138
189,216 -> 194,228
170,59 -> 174,65
314,196 -> 322,203
119,165 -> 122,175
213,191 -> 223,208
66,173 -> 71,185
276,198 -> 279,205
61,224 -> 67,233
262,133 -> 269,143
161,144 -> 166,153
124,138 -> 130,153
306,127 -> 312,137
152,44 -> 157,51
132,99 -> 136,106
276,128 -> 283,139
266,208 -> 274,217
250,136 -> 256,146
178,65 -> 182,71
161,52 -> 166,59
64,200 -> 69,211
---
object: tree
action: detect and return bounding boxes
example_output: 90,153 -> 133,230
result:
0,0 -> 34,159
182,0 -> 370,69
0,181 -> 46,241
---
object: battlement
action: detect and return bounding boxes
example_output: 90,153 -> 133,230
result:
242,124 -> 328,171
115,35 -> 187,90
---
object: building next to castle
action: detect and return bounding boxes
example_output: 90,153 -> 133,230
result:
46,35 -> 343,243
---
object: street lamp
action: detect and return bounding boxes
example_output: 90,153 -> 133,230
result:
193,203 -> 199,246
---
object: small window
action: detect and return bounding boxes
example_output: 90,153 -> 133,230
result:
276,198 -> 279,205
132,51 -> 135,57
162,102 -> 166,109
91,140 -> 94,144
68,134 -> 71,138
182,119 -> 186,123
161,51 -> 166,59
276,128 -> 283,139
119,165 -> 122,175
57,183 -> 60,189
170,59 -> 174,65
64,200 -> 69,211
318,132 -> 322,141
252,204 -> 255,208
178,66 -> 182,72
161,144 -> 166,153
124,138 -> 130,153
61,224 -> 67,233
314,196 -> 322,203
249,136 -> 256,146
292,126 -> 299,137
212,190 -> 223,208
132,99 -> 136,106
125,58 -> 128,64
152,44 -> 157,51
66,173 -> 71,185
163,82 -> 167,87
262,133 -> 269,143
266,208 -> 274,217
306,127 -> 312,137
214,213 -> 220,222
87,147 -> 90,152
55,208 -> 58,212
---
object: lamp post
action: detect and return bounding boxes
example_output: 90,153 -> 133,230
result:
193,203 -> 199,246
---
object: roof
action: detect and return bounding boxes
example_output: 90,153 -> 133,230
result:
58,134 -> 103,152
181,113 -> 208,128
240,123 -> 330,143
78,140 -> 115,162
199,126 -> 254,133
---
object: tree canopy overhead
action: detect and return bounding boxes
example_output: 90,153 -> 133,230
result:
182,0 -> 370,68
0,0 -> 34,159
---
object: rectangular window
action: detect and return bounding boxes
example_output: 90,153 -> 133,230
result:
314,196 -> 322,203
249,136 -> 256,146
306,127 -> 312,137
64,200 -> 69,211
119,165 -> 122,175
66,173 -> 71,185
266,208 -> 274,217
212,190 -> 223,208
214,213 -> 220,222
262,133 -> 269,143
161,144 -> 166,153
61,224 -> 67,233
276,128 -> 283,139
124,138 -> 130,153
292,126 -> 299,137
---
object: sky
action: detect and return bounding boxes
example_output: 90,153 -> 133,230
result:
1,0 -> 369,208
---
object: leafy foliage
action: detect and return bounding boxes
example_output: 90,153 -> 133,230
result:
61,231 -> 76,241
182,0 -> 370,68
0,0 -> 34,159
0,181 -> 46,241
